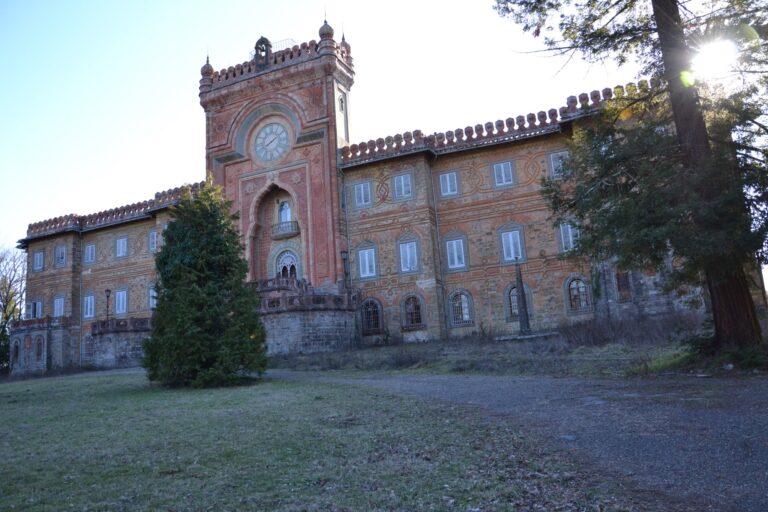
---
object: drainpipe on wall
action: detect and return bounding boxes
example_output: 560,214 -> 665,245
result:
427,153 -> 448,337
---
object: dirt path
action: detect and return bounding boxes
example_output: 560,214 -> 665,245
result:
269,370 -> 768,511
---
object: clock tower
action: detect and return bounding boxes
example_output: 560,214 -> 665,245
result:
199,21 -> 353,290
198,22 -> 358,354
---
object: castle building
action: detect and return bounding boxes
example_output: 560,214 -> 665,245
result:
9,22 -> 721,376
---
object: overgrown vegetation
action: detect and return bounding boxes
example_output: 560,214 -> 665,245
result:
0,247 -> 25,374
270,329 -> 694,379
0,370 -> 649,510
143,182 -> 266,387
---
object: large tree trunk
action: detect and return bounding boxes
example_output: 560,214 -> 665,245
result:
706,264 -> 763,350
651,0 -> 762,348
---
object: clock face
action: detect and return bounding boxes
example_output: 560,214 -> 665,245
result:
254,123 -> 290,162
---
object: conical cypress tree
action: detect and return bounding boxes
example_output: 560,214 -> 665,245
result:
143,182 -> 266,387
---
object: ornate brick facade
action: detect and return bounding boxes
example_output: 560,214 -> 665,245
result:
13,22 -> 747,376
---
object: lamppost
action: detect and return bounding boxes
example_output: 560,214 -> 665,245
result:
105,289 -> 111,327
514,258 -> 531,336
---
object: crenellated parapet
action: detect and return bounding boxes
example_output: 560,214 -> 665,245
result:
338,80 -> 656,167
200,23 -> 353,94
21,182 -> 205,244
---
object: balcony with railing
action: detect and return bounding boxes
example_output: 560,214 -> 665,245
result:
271,220 -> 299,240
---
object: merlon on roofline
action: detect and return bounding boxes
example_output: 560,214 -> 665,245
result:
338,79 -> 659,167
199,28 -> 353,93
19,182 -> 205,247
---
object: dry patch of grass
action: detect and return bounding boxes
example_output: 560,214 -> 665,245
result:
0,370 -> 643,511
270,337 -> 687,378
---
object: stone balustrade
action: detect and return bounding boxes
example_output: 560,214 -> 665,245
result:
90,317 -> 151,336
10,315 -> 71,331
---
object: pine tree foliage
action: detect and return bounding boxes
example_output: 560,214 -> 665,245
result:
142,183 -> 266,387
496,0 -> 767,349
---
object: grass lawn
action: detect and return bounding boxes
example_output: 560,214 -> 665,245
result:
1,369 -> 636,511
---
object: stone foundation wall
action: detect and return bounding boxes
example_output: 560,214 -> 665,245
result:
81,332 -> 147,369
261,309 -> 359,355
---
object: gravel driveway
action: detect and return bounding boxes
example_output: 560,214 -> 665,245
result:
269,370 -> 768,511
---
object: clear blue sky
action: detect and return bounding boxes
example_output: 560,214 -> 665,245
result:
0,0 -> 642,249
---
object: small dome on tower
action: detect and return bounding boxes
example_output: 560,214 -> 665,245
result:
200,56 -> 214,76
319,20 -> 334,39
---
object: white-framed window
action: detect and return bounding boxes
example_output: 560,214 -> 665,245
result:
148,230 -> 158,253
53,296 -> 65,317
560,223 -> 580,252
446,238 -> 466,270
33,250 -> 44,271
358,247 -> 376,278
83,294 -> 95,319
115,289 -> 128,315
549,150 -> 569,180
54,245 -> 67,267
278,201 -> 291,223
501,229 -> 524,262
149,287 -> 158,310
439,171 -> 458,196
115,237 -> 128,258
28,299 -> 43,319
399,240 -> 418,273
354,182 -> 372,208
393,174 -> 412,200
493,161 -> 515,187
84,243 -> 96,264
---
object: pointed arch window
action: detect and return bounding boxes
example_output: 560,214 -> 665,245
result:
276,250 -> 299,279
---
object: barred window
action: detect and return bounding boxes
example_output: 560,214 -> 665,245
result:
403,296 -> 423,328
616,271 -> 632,303
36,337 -> 44,360
568,279 -> 590,311
361,299 -> 382,335
507,285 -> 533,321
449,291 -> 473,327
509,286 -> 521,319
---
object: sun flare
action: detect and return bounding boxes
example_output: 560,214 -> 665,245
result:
691,39 -> 739,86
